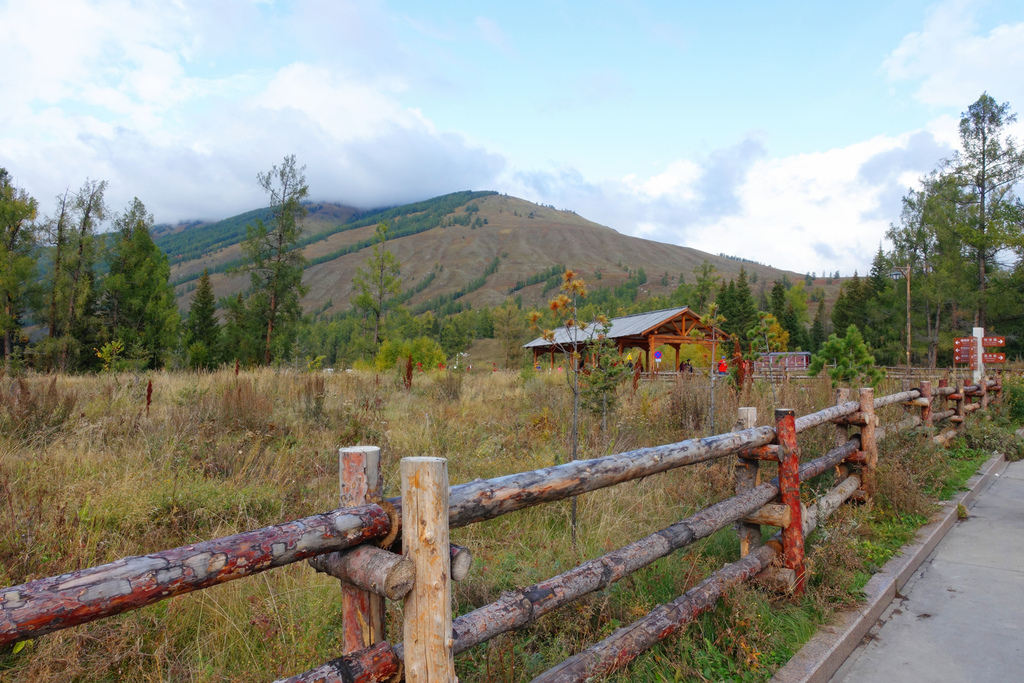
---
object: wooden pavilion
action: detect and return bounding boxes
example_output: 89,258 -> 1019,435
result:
523,306 -> 730,372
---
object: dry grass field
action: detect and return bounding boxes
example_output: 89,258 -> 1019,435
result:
0,368 -> 1016,682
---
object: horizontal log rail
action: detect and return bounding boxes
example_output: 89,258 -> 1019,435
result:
0,503 -> 393,647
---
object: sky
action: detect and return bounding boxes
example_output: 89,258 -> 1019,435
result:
2,0 -> 1024,275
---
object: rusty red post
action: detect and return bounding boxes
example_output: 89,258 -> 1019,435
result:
775,408 -> 805,594
339,446 -> 385,652
919,380 -> 932,426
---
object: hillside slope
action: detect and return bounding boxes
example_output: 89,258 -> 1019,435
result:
167,193 -> 818,316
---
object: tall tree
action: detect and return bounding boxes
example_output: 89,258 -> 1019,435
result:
239,155 -> 309,364
102,198 -> 179,368
692,261 -> 719,314
43,188 -> 73,338
947,93 -> 1024,327
61,179 -> 107,369
493,300 -> 525,368
352,221 -> 401,348
0,169 -> 40,362
185,269 -> 220,369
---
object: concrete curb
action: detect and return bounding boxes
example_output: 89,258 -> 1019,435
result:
769,451 -> 1008,683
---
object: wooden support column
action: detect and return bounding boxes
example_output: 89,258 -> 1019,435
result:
734,407 -> 761,558
834,388 -> 850,479
775,408 -> 805,595
339,446 -> 385,652
955,381 -> 966,430
938,378 -> 948,414
401,457 -> 455,683
980,376 -> 989,411
919,380 -> 932,426
859,389 -> 877,499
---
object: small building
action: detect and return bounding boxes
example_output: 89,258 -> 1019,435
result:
523,306 -> 730,371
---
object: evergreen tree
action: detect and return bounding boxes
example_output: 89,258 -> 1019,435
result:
947,93 -> 1024,327
186,269 -> 220,369
810,300 -> 828,352
352,221 -> 401,348
770,280 -> 787,321
102,198 -> 179,368
238,155 -> 309,364
0,169 -> 40,362
808,325 -> 884,388
732,267 -> 758,341
868,245 -> 890,295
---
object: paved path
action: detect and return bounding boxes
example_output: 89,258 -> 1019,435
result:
830,459 -> 1024,683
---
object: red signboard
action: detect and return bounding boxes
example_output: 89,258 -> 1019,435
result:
982,336 -> 1005,347
954,337 -> 973,347
983,352 -> 1006,363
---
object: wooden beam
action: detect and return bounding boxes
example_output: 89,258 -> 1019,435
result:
401,457 -> 455,683
339,446 -> 385,651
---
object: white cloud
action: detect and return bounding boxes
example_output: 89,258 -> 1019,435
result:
0,0 -> 505,222
884,0 -> 1024,107
504,131 -> 949,275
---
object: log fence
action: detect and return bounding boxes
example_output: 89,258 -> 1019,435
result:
0,376 -> 1004,683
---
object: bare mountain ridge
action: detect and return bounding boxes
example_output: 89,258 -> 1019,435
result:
167,193 -> 808,315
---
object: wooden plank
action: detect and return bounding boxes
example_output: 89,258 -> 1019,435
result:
401,457 -> 455,683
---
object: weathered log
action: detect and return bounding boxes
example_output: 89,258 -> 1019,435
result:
742,503 -> 791,528
932,408 -> 956,422
530,473 -> 862,683
450,544 -> 473,582
934,382 -> 955,397
338,446 -> 386,651
934,428 -> 959,445
794,400 -> 860,433
388,425 -> 779,534
859,388 -> 878,498
949,415 -> 965,424
902,397 -> 930,407
308,545 -> 416,601
834,388 -> 851,479
274,641 -> 402,683
0,503 -> 391,646
733,407 -> 762,558
775,409 -> 805,594
873,389 -> 920,409
831,412 -> 870,426
746,444 -> 780,460
920,381 -> 933,425
401,457 -> 455,683
964,402 -> 982,413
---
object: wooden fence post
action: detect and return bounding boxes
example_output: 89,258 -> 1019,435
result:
955,381 -> 966,431
339,446 -> 385,652
859,388 -> 877,499
834,388 -> 850,479
775,408 -> 805,595
919,380 -> 932,427
734,407 -> 760,558
402,457 -> 455,683
980,376 -> 989,411
937,378 -> 948,417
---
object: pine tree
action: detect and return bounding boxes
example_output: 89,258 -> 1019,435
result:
352,222 -> 401,348
238,155 -> 309,364
732,267 -> 758,342
810,300 -> 828,352
186,269 -> 220,369
102,198 -> 179,368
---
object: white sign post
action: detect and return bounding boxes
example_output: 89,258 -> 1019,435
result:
973,326 -> 984,385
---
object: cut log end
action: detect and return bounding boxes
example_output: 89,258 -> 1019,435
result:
450,545 -> 473,582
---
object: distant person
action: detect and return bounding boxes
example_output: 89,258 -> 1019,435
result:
717,358 -> 728,375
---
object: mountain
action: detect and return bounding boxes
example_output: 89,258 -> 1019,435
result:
163,191 -> 820,316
